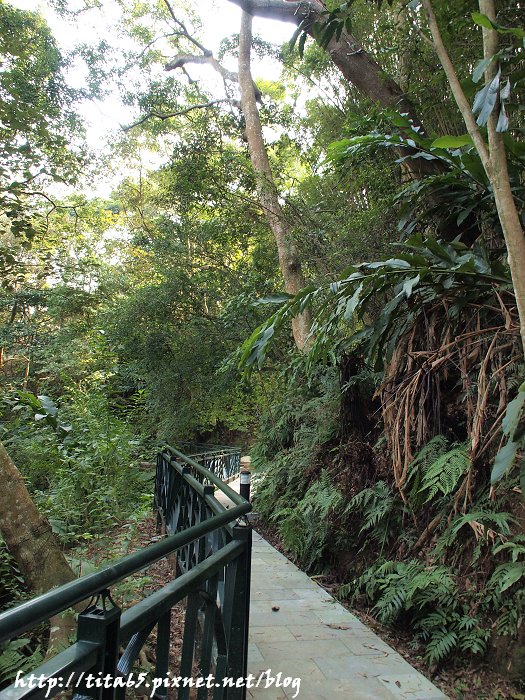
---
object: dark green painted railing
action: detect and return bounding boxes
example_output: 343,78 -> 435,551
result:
177,444 -> 241,482
0,446 -> 252,700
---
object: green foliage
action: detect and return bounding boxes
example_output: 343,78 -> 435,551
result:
1,389 -> 148,542
240,233 -> 511,373
341,560 -> 490,664
0,3 -> 81,273
252,364 -> 342,569
491,382 -> 525,487
344,481 -> 399,550
0,537 -> 25,614
0,639 -> 43,686
407,437 -> 470,506
434,508 -> 517,563
271,470 -> 343,570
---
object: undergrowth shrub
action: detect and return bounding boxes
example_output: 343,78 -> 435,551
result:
406,436 -> 470,506
271,470 -> 343,570
340,560 -> 491,664
343,481 -> 401,552
252,364 -> 341,568
0,539 -> 40,689
0,639 -> 43,687
0,537 -> 24,614
0,389 -> 150,543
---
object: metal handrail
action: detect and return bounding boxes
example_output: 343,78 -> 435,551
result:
175,444 -> 242,481
179,443 -> 241,455
163,446 -> 244,506
0,445 -> 252,700
0,500 -> 249,643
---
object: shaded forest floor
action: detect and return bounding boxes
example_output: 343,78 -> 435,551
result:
81,515 -> 186,688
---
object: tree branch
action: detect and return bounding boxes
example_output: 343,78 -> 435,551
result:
165,52 -> 262,101
165,53 -> 236,82
226,0 -> 307,23
161,0 -> 209,54
122,100 -> 234,131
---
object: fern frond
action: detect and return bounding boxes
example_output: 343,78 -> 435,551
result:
418,446 -> 470,502
424,628 -> 458,664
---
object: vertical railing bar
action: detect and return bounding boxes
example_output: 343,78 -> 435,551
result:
153,610 -> 171,700
178,591 -> 200,700
196,576 -> 219,700
224,525 -> 252,700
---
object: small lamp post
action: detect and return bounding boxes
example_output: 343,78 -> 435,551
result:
239,455 -> 251,502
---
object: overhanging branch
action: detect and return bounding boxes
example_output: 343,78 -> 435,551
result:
123,100 -> 234,131
165,52 -> 262,101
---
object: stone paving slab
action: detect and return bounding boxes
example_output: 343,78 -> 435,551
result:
248,531 -> 448,700
213,484 -> 447,699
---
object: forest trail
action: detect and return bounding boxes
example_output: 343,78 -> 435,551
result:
215,486 -> 447,700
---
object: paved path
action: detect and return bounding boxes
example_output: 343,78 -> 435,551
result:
248,532 -> 447,700
215,481 -> 447,699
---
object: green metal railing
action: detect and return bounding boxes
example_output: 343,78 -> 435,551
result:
177,444 -> 241,482
0,446 -> 252,700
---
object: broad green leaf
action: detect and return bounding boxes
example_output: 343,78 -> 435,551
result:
38,395 -> 58,416
473,68 -> 501,126
252,293 -> 292,306
298,31 -> 307,58
402,275 -> 420,297
500,565 -> 525,592
496,104 -> 509,133
471,12 -> 493,30
491,440 -> 518,484
343,283 -> 363,322
472,57 -> 493,83
288,26 -> 302,52
500,79 -> 511,101
502,389 -> 525,436
431,135 -> 474,149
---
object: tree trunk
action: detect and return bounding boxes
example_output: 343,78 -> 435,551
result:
227,0 -> 482,244
479,0 -> 525,355
238,10 -> 311,350
421,0 -> 525,355
228,1 -> 423,126
0,440 -> 77,652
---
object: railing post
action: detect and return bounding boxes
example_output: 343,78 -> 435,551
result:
154,453 -> 164,534
226,522 -> 252,700
239,457 -> 251,503
76,591 -> 121,700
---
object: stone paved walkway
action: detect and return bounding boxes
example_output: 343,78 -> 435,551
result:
215,481 -> 448,700
248,532 -> 447,700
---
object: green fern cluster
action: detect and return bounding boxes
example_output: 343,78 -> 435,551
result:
271,470 -> 343,570
0,639 -> 43,686
344,481 -> 399,549
340,560 -> 489,664
434,509 -> 516,561
416,612 -> 489,663
0,537 -> 24,614
407,436 -> 470,506
252,364 -> 341,565
486,537 -> 525,634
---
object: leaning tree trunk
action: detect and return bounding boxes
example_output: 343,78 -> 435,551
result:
0,441 -> 76,652
229,1 -> 419,118
422,0 -> 525,354
238,10 -> 311,350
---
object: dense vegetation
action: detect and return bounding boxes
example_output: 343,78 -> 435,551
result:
1,0 -> 524,695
